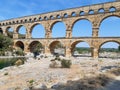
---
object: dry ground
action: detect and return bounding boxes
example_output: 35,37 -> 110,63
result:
0,56 -> 120,90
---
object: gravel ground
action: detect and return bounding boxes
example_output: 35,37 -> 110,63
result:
0,56 -> 120,90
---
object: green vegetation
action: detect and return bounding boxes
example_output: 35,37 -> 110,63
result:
18,34 -> 25,39
100,48 -> 120,53
33,43 -> 43,58
61,59 -> 72,68
7,31 -> 13,38
0,34 -> 13,56
75,47 -> 91,54
50,56 -> 72,68
75,47 -> 120,54
0,57 -> 26,69
7,31 -> 25,39
4,72 -> 8,76
14,48 -> 25,56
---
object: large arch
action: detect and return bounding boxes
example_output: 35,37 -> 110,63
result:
6,27 -> 13,38
30,23 -> 45,38
17,25 -> 26,39
51,21 -> 66,38
29,41 -> 44,53
99,15 -> 120,37
99,40 -> 120,58
72,19 -> 92,37
15,41 -> 24,50
71,41 -> 91,57
49,41 -> 65,56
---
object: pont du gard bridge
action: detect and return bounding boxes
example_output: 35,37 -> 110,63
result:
0,1 -> 120,58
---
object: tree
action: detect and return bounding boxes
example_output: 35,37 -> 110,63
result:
33,43 -> 43,58
0,34 -> 13,55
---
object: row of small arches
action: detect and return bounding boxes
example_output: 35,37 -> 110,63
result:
0,15 -> 120,38
0,6 -> 117,26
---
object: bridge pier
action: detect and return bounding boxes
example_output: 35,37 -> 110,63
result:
44,46 -> 51,56
65,47 -> 72,57
92,48 -> 99,59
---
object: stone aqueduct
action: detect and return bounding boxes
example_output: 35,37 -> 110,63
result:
0,1 -> 120,58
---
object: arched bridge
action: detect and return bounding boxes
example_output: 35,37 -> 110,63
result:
0,1 -> 120,58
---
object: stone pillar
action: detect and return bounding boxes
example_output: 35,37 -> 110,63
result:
44,45 -> 51,55
92,48 -> 99,59
65,46 -> 71,57
13,26 -> 18,39
24,44 -> 30,53
13,33 -> 18,39
2,27 -> 7,36
44,22 -> 52,38
92,27 -> 99,37
66,30 -> 72,38
26,31 -> 31,39
66,24 -> 72,38
45,30 -> 51,38
25,24 -> 32,39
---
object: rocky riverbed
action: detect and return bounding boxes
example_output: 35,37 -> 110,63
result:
0,56 -> 120,90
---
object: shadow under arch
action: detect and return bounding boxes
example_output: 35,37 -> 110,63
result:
72,18 -> 92,37
49,40 -> 65,56
15,41 -> 24,50
98,40 -> 120,58
71,40 -> 92,57
29,41 -> 44,53
50,21 -> 66,38
30,23 -> 46,38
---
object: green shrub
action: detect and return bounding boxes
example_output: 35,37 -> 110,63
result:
15,59 -> 24,66
0,57 -> 26,69
4,72 -> 8,75
15,49 -> 24,56
61,59 -> 72,68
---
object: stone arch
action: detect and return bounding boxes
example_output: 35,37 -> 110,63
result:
109,6 -> 116,12
39,17 -> 43,21
72,18 -> 92,37
49,40 -> 65,55
15,41 -> 24,50
50,15 -> 54,19
29,41 -> 44,53
71,12 -> 76,17
99,40 -> 120,50
88,10 -> 94,14
56,14 -> 61,19
80,11 -> 85,15
71,40 -> 91,57
98,8 -> 105,13
99,15 -> 120,27
16,25 -> 26,39
44,16 -> 48,20
51,21 -> 66,38
6,26 -> 14,38
64,13 -> 68,18
30,23 -> 46,38
98,40 -> 120,58
99,15 -> 120,37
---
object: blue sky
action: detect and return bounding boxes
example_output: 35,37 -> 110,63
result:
1,0 -> 120,48
0,0 -> 116,20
